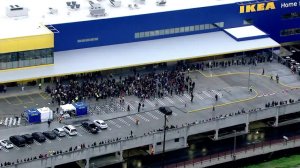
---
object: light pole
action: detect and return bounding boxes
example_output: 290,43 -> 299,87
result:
233,130 -> 237,160
162,114 -> 167,168
248,66 -> 250,91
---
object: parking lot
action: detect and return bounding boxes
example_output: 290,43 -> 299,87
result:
2,61 -> 300,165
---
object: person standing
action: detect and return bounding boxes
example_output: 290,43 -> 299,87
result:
47,120 -> 51,127
138,102 -> 141,112
191,93 -> 194,103
276,74 -> 279,83
215,94 -> 218,101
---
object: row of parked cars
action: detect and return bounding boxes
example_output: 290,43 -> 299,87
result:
0,120 -> 108,150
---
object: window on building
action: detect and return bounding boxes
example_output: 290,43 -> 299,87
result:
77,37 -> 99,43
165,29 -> 170,35
200,24 -> 204,30
282,12 -> 300,19
184,26 -> 190,32
280,28 -> 300,36
159,30 -> 165,35
170,28 -> 175,34
180,27 -> 185,33
144,31 -> 150,37
243,19 -> 253,25
189,26 -> 195,31
134,21 -> 224,39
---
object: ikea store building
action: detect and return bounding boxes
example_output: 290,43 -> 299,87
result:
0,0 -> 299,83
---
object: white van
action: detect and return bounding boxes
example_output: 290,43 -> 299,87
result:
62,125 -> 77,136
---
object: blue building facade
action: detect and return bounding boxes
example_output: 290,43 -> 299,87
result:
51,0 -> 300,52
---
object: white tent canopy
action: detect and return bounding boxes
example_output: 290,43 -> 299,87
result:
60,104 -> 76,112
37,107 -> 53,122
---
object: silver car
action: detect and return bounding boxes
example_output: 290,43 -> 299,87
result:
0,139 -> 14,149
53,128 -> 66,137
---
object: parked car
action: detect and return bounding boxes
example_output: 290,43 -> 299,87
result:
0,140 -> 14,149
63,125 -> 77,136
43,131 -> 57,140
158,106 -> 172,115
93,120 -> 108,129
32,132 -> 46,143
21,134 -> 34,144
9,135 -> 26,147
81,121 -> 99,134
53,128 -> 66,137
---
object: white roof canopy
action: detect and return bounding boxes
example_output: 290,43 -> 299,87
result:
224,26 -> 268,41
60,104 -> 76,111
0,31 -> 280,84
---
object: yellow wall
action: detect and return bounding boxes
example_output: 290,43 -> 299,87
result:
0,33 -> 54,54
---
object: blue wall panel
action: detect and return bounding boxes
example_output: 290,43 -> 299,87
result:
52,0 -> 300,52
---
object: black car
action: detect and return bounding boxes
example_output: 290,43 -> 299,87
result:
21,134 -> 34,144
158,106 -> 172,115
9,135 -> 26,147
43,131 -> 57,140
32,132 -> 46,143
81,121 -> 99,134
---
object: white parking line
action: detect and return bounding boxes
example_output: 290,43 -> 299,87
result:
127,116 -> 136,122
145,99 -> 155,107
25,144 -> 31,148
165,97 -> 174,104
155,110 -> 164,116
1,147 -> 9,152
66,134 -> 73,139
125,101 -> 135,110
146,112 -> 159,120
109,108 -> 114,112
212,90 -> 222,98
195,93 -> 204,100
34,140 -> 41,146
118,118 -> 131,126
57,137 -> 62,141
108,120 -> 121,128
172,112 -> 178,116
77,132 -> 83,137
155,98 -> 166,106
14,146 -> 20,150
136,114 -> 150,122
46,139 -> 52,143
174,95 -> 185,103
80,126 -> 90,134
202,91 -> 213,98
107,127 -> 112,131
184,93 -> 191,100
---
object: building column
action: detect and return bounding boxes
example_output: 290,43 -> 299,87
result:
214,129 -> 219,140
245,123 -> 249,133
85,158 -> 90,168
274,107 -> 279,127
245,113 -> 249,133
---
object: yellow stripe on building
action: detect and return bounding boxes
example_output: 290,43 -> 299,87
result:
0,33 -> 54,54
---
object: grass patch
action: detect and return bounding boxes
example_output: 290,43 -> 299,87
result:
246,154 -> 300,168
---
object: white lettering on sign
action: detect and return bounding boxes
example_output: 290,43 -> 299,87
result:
281,2 -> 298,8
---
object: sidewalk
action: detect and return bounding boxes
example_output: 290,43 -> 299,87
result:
0,85 -> 50,98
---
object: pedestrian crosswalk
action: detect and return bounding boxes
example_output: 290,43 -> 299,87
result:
202,91 -> 213,98
108,120 -> 121,128
118,118 -> 130,126
134,89 -> 223,108
146,112 -> 159,120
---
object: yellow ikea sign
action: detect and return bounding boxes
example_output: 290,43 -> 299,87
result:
240,2 -> 276,13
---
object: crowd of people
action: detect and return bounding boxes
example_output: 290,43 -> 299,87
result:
46,65 -> 195,106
